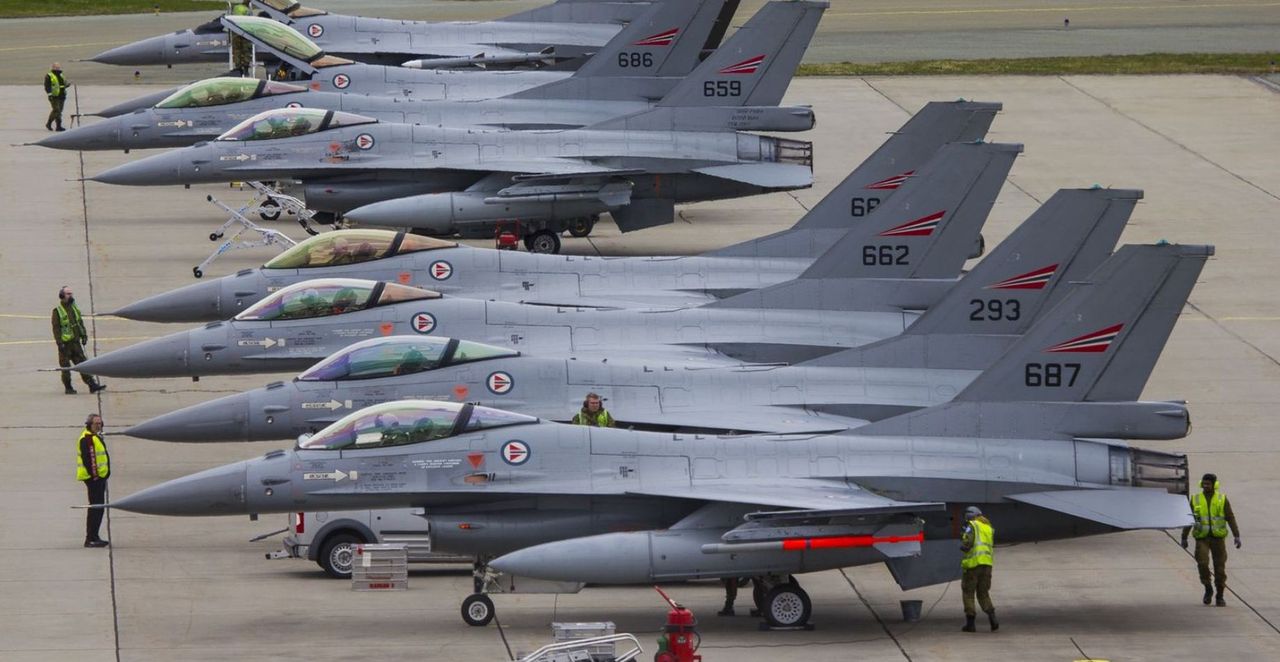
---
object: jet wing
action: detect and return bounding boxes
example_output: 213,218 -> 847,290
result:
606,408 -> 864,435
1007,487 -> 1193,530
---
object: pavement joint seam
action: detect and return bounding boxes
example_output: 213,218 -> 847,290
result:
1187,302 -> 1280,373
840,569 -> 912,660
1163,531 -> 1280,636
1059,76 -> 1280,203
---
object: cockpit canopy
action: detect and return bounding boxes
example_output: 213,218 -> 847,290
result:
216,108 -> 376,142
264,230 -> 456,270
299,336 -> 518,382
299,400 -> 537,451
234,278 -> 438,322
225,15 -> 323,62
155,77 -> 305,110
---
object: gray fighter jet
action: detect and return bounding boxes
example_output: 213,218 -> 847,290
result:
77,141 -> 1021,378
123,183 -> 1142,442
104,242 -> 1209,628
88,0 -> 672,68
40,0 -> 818,153
109,100 -> 1000,323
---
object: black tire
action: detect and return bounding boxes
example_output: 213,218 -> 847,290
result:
316,532 -> 363,579
259,199 -> 281,221
192,267 -> 203,279
763,583 -> 812,628
567,217 -> 595,238
527,230 -> 561,254
461,593 -> 495,627
209,232 -> 222,242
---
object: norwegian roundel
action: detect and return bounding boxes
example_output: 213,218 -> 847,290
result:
410,312 -> 436,334
486,371 -> 513,395
307,24 -> 324,38
355,133 -> 375,150
429,260 -> 453,281
501,440 -> 530,466
332,73 -> 350,89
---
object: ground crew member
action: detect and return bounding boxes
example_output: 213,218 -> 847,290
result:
52,286 -> 105,395
229,1 -> 253,76
44,62 -> 69,131
571,392 -> 615,427
1181,473 -> 1242,606
960,505 -> 998,632
77,413 -> 110,548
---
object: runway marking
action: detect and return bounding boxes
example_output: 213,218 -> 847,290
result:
0,40 -> 126,54
0,336 -> 155,347
826,2 -> 1280,18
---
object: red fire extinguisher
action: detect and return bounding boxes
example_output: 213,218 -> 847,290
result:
653,586 -> 701,662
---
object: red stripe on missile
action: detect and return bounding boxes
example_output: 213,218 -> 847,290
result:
780,532 -> 924,551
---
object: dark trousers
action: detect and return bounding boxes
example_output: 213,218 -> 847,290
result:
1195,537 -> 1228,590
961,565 -> 994,616
58,341 -> 97,390
85,479 -> 107,541
47,95 -> 65,128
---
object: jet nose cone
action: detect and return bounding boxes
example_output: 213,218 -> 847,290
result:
89,34 -> 169,66
114,279 -> 226,323
90,150 -> 185,186
109,461 -> 250,516
35,118 -> 123,151
95,87 -> 180,118
75,332 -> 190,378
127,391 -> 252,442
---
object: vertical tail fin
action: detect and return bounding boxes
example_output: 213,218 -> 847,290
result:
955,243 -> 1213,403
573,0 -> 726,78
800,187 -> 1140,369
656,0 -> 827,107
706,100 -> 1002,258
497,0 -> 657,25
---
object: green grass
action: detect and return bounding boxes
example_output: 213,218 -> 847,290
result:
798,53 -> 1280,76
0,0 -> 224,18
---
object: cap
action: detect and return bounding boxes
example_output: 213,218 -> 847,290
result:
964,506 -> 982,518
1201,473 -> 1217,482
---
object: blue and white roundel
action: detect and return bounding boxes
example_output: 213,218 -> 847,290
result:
486,371 -> 513,394
355,133 -> 375,150
411,312 -> 436,334
501,440 -> 530,465
332,73 -> 350,89
307,24 -> 324,38
430,260 -> 453,281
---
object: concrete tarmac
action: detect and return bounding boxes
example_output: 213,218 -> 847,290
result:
1,73 -> 1278,660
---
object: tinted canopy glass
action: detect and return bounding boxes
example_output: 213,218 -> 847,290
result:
157,78 -> 261,109
264,230 -> 400,269
226,15 -> 322,61
298,336 -> 517,382
299,401 -> 536,450
217,108 -> 374,142
234,278 -> 438,321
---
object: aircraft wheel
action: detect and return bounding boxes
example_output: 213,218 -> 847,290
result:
209,232 -> 223,242
317,532 -> 362,579
259,199 -> 281,221
527,230 -> 561,254
461,593 -> 495,627
192,267 -> 203,279
763,583 -> 811,628
567,217 -> 595,238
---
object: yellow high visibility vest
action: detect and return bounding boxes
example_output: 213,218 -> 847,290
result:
1190,489 -> 1228,539
75,430 -> 109,481
572,410 -> 615,427
47,71 -> 66,97
54,304 -> 83,343
961,519 -> 994,569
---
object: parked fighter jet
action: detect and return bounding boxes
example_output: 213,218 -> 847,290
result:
41,0 -> 818,153
88,0 -> 675,68
108,100 -> 1000,323
104,243 -> 1208,628
123,183 -> 1141,442
77,141 -> 1021,378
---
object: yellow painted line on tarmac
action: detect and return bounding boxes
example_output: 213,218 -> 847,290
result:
0,336 -> 155,347
827,2 -> 1280,17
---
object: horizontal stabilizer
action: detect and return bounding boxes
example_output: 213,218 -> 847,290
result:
1008,488 -> 1192,529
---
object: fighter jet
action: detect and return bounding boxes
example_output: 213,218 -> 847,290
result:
78,141 -> 1022,378
40,1 -> 819,153
123,181 -> 1141,442
108,100 -> 1000,323
104,242 -> 1209,628
88,0 -> 680,68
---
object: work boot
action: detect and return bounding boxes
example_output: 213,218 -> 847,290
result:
1216,589 -> 1226,607
84,539 -> 109,548
1203,585 -> 1213,605
89,382 -> 106,394
961,615 -> 976,632
986,610 -> 999,632
56,125 -> 66,132
64,386 -> 77,395
717,606 -> 735,617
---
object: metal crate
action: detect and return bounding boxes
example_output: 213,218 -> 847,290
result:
351,543 -> 408,591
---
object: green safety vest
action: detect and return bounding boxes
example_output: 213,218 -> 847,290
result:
231,4 -> 250,15
47,71 -> 66,98
961,519 -> 994,569
572,409 -> 615,427
1190,488 -> 1228,539
76,430 -> 109,481
54,303 -> 83,343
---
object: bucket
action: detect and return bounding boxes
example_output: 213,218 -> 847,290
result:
900,599 -> 923,622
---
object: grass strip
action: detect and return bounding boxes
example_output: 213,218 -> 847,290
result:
0,0 -> 224,18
